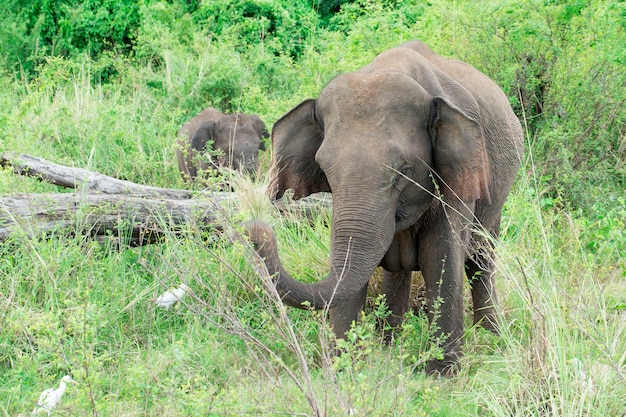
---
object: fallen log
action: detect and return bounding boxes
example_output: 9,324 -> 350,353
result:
0,153 -> 331,245
0,192 -> 234,246
1,152 -> 192,199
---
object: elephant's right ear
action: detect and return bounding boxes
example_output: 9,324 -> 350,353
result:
190,121 -> 216,151
269,99 -> 330,200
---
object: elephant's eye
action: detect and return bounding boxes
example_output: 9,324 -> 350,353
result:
400,165 -> 415,177
312,102 -> 324,130
393,165 -> 415,191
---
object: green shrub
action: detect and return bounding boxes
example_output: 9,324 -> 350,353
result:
193,0 -> 318,59
0,0 -> 142,76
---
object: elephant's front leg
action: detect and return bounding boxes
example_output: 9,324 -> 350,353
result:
466,221 -> 501,333
466,250 -> 499,333
418,217 -> 468,376
381,269 -> 413,342
329,284 -> 368,338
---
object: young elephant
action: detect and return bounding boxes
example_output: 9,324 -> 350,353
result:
175,108 -> 268,182
246,41 -> 523,375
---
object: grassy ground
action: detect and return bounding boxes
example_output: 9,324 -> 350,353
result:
1,80 -> 624,415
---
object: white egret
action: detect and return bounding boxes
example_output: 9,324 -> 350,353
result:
32,375 -> 78,416
570,358 -> 589,383
155,283 -> 189,309
568,357 -> 615,393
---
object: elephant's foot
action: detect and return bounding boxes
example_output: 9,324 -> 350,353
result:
382,323 -> 398,344
426,355 -> 460,377
474,311 -> 500,335
381,312 -> 407,344
425,336 -> 462,377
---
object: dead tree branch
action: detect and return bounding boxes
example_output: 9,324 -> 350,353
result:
1,152 -> 192,199
0,153 -> 331,246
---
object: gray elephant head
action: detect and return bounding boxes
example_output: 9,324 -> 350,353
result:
176,108 -> 269,182
246,41 -> 523,375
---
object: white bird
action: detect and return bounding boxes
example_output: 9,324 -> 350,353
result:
32,375 -> 78,416
155,283 -> 189,309
570,357 -> 595,392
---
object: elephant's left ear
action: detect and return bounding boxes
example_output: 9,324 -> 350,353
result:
250,114 -> 270,139
429,97 -> 491,205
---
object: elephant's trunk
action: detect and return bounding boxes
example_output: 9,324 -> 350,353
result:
246,196 -> 394,310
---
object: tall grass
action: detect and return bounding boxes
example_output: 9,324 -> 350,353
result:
1,166 -> 623,415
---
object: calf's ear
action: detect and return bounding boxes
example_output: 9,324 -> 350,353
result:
250,114 -> 270,139
190,121 -> 216,151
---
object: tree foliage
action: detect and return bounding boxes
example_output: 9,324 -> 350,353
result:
455,1 -> 625,212
0,0 -> 145,75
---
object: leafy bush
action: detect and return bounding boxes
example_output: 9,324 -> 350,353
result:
0,0 -> 144,76
192,0 -> 319,59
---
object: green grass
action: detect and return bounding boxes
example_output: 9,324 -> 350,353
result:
1,168 -> 624,416
1,1 -> 625,415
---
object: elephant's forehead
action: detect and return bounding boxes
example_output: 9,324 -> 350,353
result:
217,122 -> 257,138
317,73 -> 430,141
320,72 -> 429,112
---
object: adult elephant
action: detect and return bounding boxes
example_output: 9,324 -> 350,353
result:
176,108 -> 268,182
246,41 -> 523,375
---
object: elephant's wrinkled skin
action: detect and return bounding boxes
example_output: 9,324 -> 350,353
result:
176,108 -> 268,181
246,41 -> 523,375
